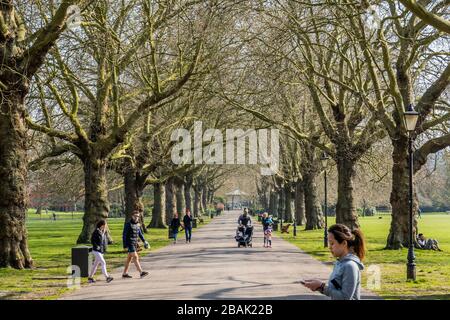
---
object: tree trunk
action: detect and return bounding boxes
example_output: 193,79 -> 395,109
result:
285,183 -> 295,222
386,136 -> 419,249
335,158 -> 359,230
149,183 -> 167,228
269,190 -> 278,217
295,180 -> 305,226
124,168 -> 147,232
303,172 -> 324,230
193,185 -> 201,217
278,187 -> 285,220
202,185 -> 208,212
0,92 -> 33,268
184,175 -> 193,214
77,157 -> 110,243
165,178 -> 176,225
175,180 -> 185,217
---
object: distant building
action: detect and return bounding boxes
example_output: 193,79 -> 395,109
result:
225,189 -> 249,209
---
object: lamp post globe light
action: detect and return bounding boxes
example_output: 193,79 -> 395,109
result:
320,151 -> 329,248
404,104 -> 419,281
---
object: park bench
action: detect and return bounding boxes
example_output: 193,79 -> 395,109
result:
281,224 -> 291,234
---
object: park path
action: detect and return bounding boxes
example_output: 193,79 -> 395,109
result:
61,210 -> 378,300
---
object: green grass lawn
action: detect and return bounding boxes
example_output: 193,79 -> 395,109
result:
276,214 -> 450,300
0,212 -> 212,300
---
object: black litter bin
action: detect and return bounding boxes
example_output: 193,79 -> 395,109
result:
192,218 -> 198,228
71,246 -> 92,277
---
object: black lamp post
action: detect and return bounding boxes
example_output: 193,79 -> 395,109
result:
320,151 -> 329,248
404,104 -> 419,281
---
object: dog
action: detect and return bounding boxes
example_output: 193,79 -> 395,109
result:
281,224 -> 291,234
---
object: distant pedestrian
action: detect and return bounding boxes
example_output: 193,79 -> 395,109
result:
122,211 -> 150,279
52,212 -> 57,221
261,212 -> 273,248
170,213 -> 181,244
418,208 -> 422,219
88,220 -> 113,283
183,209 -> 193,243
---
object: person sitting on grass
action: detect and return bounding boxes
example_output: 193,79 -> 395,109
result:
88,220 -> 113,284
122,211 -> 149,279
301,224 -> 366,300
417,233 -> 442,251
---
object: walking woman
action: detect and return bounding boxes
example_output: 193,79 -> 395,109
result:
301,224 -> 366,300
183,209 -> 193,243
170,213 -> 181,244
88,220 -> 113,283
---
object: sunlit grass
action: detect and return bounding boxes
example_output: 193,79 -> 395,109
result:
277,214 -> 450,300
0,212 -> 212,300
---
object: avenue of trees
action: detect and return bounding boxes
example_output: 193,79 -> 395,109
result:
0,0 -> 449,269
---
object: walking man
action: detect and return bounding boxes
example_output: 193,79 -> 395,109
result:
122,211 -> 150,278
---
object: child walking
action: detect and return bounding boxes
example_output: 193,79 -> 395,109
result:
88,220 -> 113,283
261,212 -> 273,248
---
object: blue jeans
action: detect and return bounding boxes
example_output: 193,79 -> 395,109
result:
173,231 -> 178,241
185,227 -> 192,242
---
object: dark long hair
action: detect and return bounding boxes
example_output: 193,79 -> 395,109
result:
96,220 -> 106,229
328,224 -> 366,261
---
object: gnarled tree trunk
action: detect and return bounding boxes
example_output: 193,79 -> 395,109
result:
77,156 -> 110,243
386,136 -> 418,249
303,172 -> 324,230
284,183 -> 295,222
124,167 -> 147,232
335,157 -> 359,230
0,92 -> 33,268
269,190 -> 278,217
295,180 -> 305,226
149,183 -> 167,228
193,184 -> 201,217
184,175 -> 193,213
175,179 -> 185,217
165,178 -> 176,225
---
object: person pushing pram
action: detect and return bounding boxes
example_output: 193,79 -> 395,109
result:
235,208 -> 253,247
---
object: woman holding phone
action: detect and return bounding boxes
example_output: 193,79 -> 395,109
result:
301,224 -> 366,300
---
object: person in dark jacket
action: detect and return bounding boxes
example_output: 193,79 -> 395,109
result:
183,209 -> 193,243
88,220 -> 113,283
170,213 -> 181,244
122,211 -> 149,279
238,208 -> 251,227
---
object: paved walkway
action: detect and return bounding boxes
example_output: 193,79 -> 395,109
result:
61,210 -> 378,300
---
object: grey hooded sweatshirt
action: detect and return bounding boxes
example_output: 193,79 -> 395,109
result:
323,253 -> 364,300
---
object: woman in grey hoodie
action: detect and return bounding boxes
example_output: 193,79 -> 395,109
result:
302,224 -> 366,300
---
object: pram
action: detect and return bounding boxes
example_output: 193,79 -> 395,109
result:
235,224 -> 253,247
